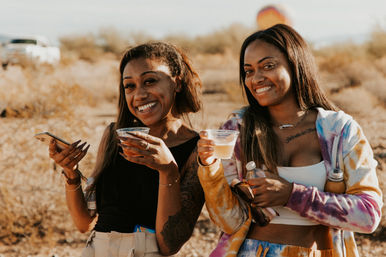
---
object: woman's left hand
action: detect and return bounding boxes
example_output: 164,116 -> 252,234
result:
248,173 -> 293,207
118,132 -> 178,174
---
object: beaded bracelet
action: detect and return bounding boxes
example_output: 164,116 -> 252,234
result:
159,174 -> 180,187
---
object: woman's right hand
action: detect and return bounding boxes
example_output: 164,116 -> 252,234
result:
248,173 -> 293,207
49,139 -> 89,177
197,130 -> 216,166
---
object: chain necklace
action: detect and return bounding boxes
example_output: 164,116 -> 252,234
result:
276,110 -> 308,130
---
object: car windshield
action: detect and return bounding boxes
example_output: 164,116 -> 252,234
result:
10,39 -> 37,44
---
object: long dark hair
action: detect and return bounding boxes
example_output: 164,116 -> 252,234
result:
89,42 -> 202,185
239,24 -> 336,174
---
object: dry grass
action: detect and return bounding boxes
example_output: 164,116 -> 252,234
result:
59,23 -> 253,62
315,26 -> 386,107
0,27 -> 385,256
0,59 -> 119,118
0,117 -> 94,255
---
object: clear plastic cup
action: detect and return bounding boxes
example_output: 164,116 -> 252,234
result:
116,127 -> 150,141
206,129 -> 239,159
116,127 -> 150,157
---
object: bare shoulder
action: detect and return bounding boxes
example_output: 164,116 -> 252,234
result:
306,109 -> 318,126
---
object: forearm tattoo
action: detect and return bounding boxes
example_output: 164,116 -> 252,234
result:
161,151 -> 205,252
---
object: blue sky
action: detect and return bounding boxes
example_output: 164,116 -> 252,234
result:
0,0 -> 385,45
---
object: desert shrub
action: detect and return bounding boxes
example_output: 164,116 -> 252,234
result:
98,27 -> 129,57
315,26 -> 386,106
98,28 -> 158,58
315,27 -> 385,80
0,60 -> 119,118
54,59 -> 120,104
125,31 -> 155,47
163,34 -> 197,56
329,87 -> 380,115
60,34 -> 104,63
374,56 -> 386,76
59,29 -> 155,63
315,43 -> 368,73
0,66 -> 92,118
166,23 -> 252,56
193,50 -> 238,92
193,23 -> 249,55
59,23 -> 252,63
366,26 -> 386,59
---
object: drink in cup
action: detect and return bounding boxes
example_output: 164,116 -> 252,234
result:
206,129 -> 239,159
116,127 -> 150,156
116,127 -> 150,139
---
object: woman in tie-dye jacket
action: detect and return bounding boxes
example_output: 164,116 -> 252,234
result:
197,24 -> 382,257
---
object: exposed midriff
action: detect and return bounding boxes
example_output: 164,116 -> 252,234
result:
247,223 -> 332,250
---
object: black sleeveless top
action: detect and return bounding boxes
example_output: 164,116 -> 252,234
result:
94,135 -> 199,233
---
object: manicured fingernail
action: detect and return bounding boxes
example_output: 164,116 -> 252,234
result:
82,143 -> 89,151
72,140 -> 81,146
118,143 -> 127,148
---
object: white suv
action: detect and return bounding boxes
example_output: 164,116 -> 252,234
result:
1,36 -> 60,68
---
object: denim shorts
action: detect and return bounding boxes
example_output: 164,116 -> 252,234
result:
238,238 -> 334,257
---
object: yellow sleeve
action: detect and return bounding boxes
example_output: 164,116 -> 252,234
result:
198,159 -> 249,234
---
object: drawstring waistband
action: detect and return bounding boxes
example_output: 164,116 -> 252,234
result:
256,244 -> 269,257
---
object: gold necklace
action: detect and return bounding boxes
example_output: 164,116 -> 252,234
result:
277,110 -> 308,130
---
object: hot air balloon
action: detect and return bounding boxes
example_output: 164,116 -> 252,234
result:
256,4 -> 292,30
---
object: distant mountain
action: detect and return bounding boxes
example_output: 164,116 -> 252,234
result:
0,34 -> 11,44
311,33 -> 370,49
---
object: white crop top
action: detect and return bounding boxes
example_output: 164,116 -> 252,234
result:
270,161 -> 326,226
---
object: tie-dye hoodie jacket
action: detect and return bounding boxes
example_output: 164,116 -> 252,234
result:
198,107 -> 382,257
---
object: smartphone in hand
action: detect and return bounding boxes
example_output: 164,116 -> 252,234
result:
35,131 -> 88,182
34,132 -> 70,150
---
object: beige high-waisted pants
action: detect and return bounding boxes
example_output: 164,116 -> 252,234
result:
81,230 -> 165,257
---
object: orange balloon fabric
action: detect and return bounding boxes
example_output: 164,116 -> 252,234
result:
257,5 -> 292,30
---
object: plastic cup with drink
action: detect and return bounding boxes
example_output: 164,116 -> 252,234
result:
206,129 -> 239,159
116,127 -> 150,156
116,127 -> 150,139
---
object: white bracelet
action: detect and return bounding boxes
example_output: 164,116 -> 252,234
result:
65,183 -> 82,191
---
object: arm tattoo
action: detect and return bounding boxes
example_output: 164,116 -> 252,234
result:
161,150 -> 205,252
285,127 -> 316,144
